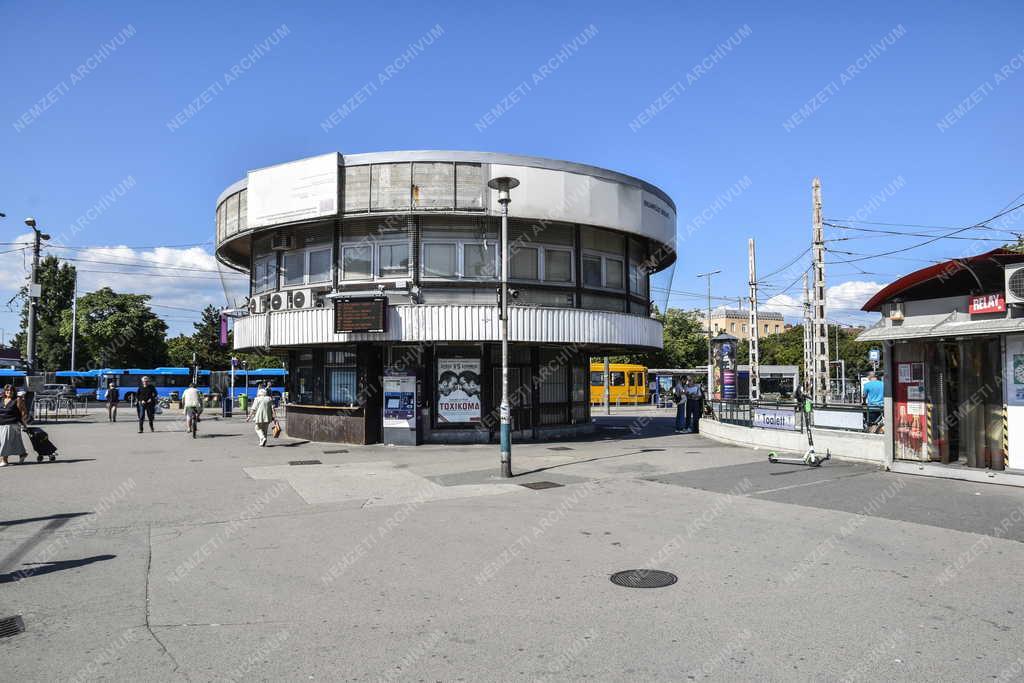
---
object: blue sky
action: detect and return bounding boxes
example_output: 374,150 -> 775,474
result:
1,0 -> 1022,338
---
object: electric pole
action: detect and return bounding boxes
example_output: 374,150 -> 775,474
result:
24,218 -> 49,374
70,271 -> 78,371
697,270 -> 721,393
811,178 -> 830,404
748,239 -> 760,402
803,273 -> 813,397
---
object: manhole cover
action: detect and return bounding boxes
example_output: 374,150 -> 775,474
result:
548,446 -> 574,451
0,615 -> 25,638
610,569 -> 678,588
289,460 -> 322,466
519,481 -> 564,490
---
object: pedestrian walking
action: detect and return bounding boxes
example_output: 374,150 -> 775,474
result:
685,379 -> 704,434
0,384 -> 30,466
672,379 -> 687,432
105,381 -> 119,422
135,376 -> 158,433
246,387 -> 276,447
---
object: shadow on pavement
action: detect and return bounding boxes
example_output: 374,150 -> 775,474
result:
0,554 -> 116,583
0,512 -> 91,527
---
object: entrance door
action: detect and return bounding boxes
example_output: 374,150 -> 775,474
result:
958,338 -> 1003,469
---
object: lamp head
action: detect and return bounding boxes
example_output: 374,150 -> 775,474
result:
487,176 -> 519,205
24,217 -> 36,228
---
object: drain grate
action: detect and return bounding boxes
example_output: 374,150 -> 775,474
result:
0,615 -> 25,638
288,460 -> 322,466
322,449 -> 348,454
610,569 -> 678,589
547,446 -> 574,451
519,481 -> 564,490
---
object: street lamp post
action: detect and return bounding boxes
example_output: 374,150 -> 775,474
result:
23,218 -> 50,374
697,270 -> 721,393
488,176 -> 519,479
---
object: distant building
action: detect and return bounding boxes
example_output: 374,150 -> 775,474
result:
702,307 -> 785,340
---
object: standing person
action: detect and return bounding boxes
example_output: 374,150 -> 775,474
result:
672,378 -> 687,433
105,381 -> 120,422
181,382 -> 203,434
136,376 -> 158,434
862,372 -> 885,433
686,379 -> 704,434
0,384 -> 30,466
246,387 -> 276,447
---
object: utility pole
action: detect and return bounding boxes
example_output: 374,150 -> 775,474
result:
697,270 -> 721,393
747,239 -> 760,403
811,178 -> 830,404
24,218 -> 49,374
603,356 -> 610,415
802,273 -> 813,397
70,271 -> 78,370
488,176 -> 519,479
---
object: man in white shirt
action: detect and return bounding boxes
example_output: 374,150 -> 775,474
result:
182,383 -> 203,434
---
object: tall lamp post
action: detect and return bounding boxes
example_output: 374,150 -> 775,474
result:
697,270 -> 721,393
488,176 -> 519,479
23,218 -> 50,374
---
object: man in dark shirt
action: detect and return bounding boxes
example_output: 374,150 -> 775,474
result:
136,376 -> 158,433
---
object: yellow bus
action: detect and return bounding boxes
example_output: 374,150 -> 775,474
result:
590,362 -> 648,405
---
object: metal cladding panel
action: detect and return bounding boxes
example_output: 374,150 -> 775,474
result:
233,305 -> 662,349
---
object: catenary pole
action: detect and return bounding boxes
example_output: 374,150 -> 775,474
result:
811,178 -> 830,404
697,270 -> 721,393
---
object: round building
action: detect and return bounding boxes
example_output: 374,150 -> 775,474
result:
215,151 -> 676,445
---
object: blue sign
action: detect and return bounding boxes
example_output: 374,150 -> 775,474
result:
868,348 -> 880,362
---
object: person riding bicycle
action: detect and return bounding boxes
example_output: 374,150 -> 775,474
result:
182,383 -> 203,434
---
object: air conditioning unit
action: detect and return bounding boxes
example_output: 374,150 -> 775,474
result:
1006,265 -> 1024,304
251,295 -> 273,314
270,293 -> 284,311
286,289 -> 312,310
270,234 -> 294,250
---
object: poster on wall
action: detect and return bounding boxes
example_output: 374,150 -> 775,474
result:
436,359 -> 481,423
1007,335 -> 1024,406
383,375 -> 416,429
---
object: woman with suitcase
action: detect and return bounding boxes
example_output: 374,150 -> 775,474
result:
0,384 -> 29,466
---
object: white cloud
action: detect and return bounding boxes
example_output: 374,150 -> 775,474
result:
763,279 -> 884,325
0,235 -> 248,337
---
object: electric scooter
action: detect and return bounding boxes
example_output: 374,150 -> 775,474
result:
768,400 -> 830,467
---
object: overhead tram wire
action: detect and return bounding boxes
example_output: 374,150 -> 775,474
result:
51,254 -> 233,274
825,199 -> 1024,265
824,223 -> 1011,242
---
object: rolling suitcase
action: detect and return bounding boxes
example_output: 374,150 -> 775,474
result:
26,427 -> 58,462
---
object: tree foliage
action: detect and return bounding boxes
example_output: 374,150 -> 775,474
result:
12,256 -> 77,370
60,287 -> 168,370
166,306 -> 281,370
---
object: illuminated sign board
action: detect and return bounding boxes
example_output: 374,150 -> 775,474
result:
969,292 -> 1006,315
334,297 -> 387,333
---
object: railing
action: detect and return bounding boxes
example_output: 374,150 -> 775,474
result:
709,398 -> 877,433
33,396 -> 89,421
709,400 -> 754,427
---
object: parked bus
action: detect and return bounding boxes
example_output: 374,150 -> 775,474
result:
96,368 -> 211,403
55,370 -> 101,399
209,368 -> 287,400
0,370 -> 28,390
589,362 -> 648,405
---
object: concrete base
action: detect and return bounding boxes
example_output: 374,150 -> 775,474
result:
700,418 -> 886,464
890,460 -> 1024,488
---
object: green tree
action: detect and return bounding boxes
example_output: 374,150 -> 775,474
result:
188,305 -> 232,369
12,256 -> 77,370
609,308 -> 708,368
60,287 -> 168,370
166,334 -> 198,367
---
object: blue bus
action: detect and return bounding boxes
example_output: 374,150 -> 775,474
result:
95,368 -> 211,402
0,370 -> 28,390
209,368 -> 287,400
55,370 -> 101,398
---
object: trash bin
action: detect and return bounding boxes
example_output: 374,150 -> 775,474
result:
222,394 -> 233,418
238,393 -> 248,414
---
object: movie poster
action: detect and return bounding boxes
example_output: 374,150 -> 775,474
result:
436,359 -> 481,423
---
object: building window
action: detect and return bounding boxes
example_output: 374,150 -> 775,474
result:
421,240 -> 498,280
582,256 -> 602,287
463,243 -> 495,278
378,242 -> 409,278
742,324 -> 747,333
325,350 -> 358,406
423,243 -> 457,277
544,248 -> 573,283
510,246 -> 539,280
341,244 -> 372,281
730,322 -> 736,332
582,251 -> 625,290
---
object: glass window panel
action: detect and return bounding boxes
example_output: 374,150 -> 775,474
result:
327,368 -> 357,405
378,242 -> 409,278
510,246 -> 538,280
283,252 -> 305,286
423,243 -> 456,277
581,226 -> 624,254
238,190 -> 247,230
225,193 -> 239,234
413,162 -> 454,209
264,258 -> 278,292
606,258 -> 624,289
545,249 -> 572,282
455,163 -> 485,209
583,256 -> 602,287
464,243 -> 494,278
344,165 -> 370,212
342,244 -> 372,280
308,248 -> 332,283
610,372 -> 625,386
216,203 -> 224,241
370,163 -> 411,211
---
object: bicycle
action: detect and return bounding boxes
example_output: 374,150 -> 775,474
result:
186,407 -> 200,438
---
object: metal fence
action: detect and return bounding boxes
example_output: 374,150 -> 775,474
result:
710,398 -> 874,433
33,396 -> 90,422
